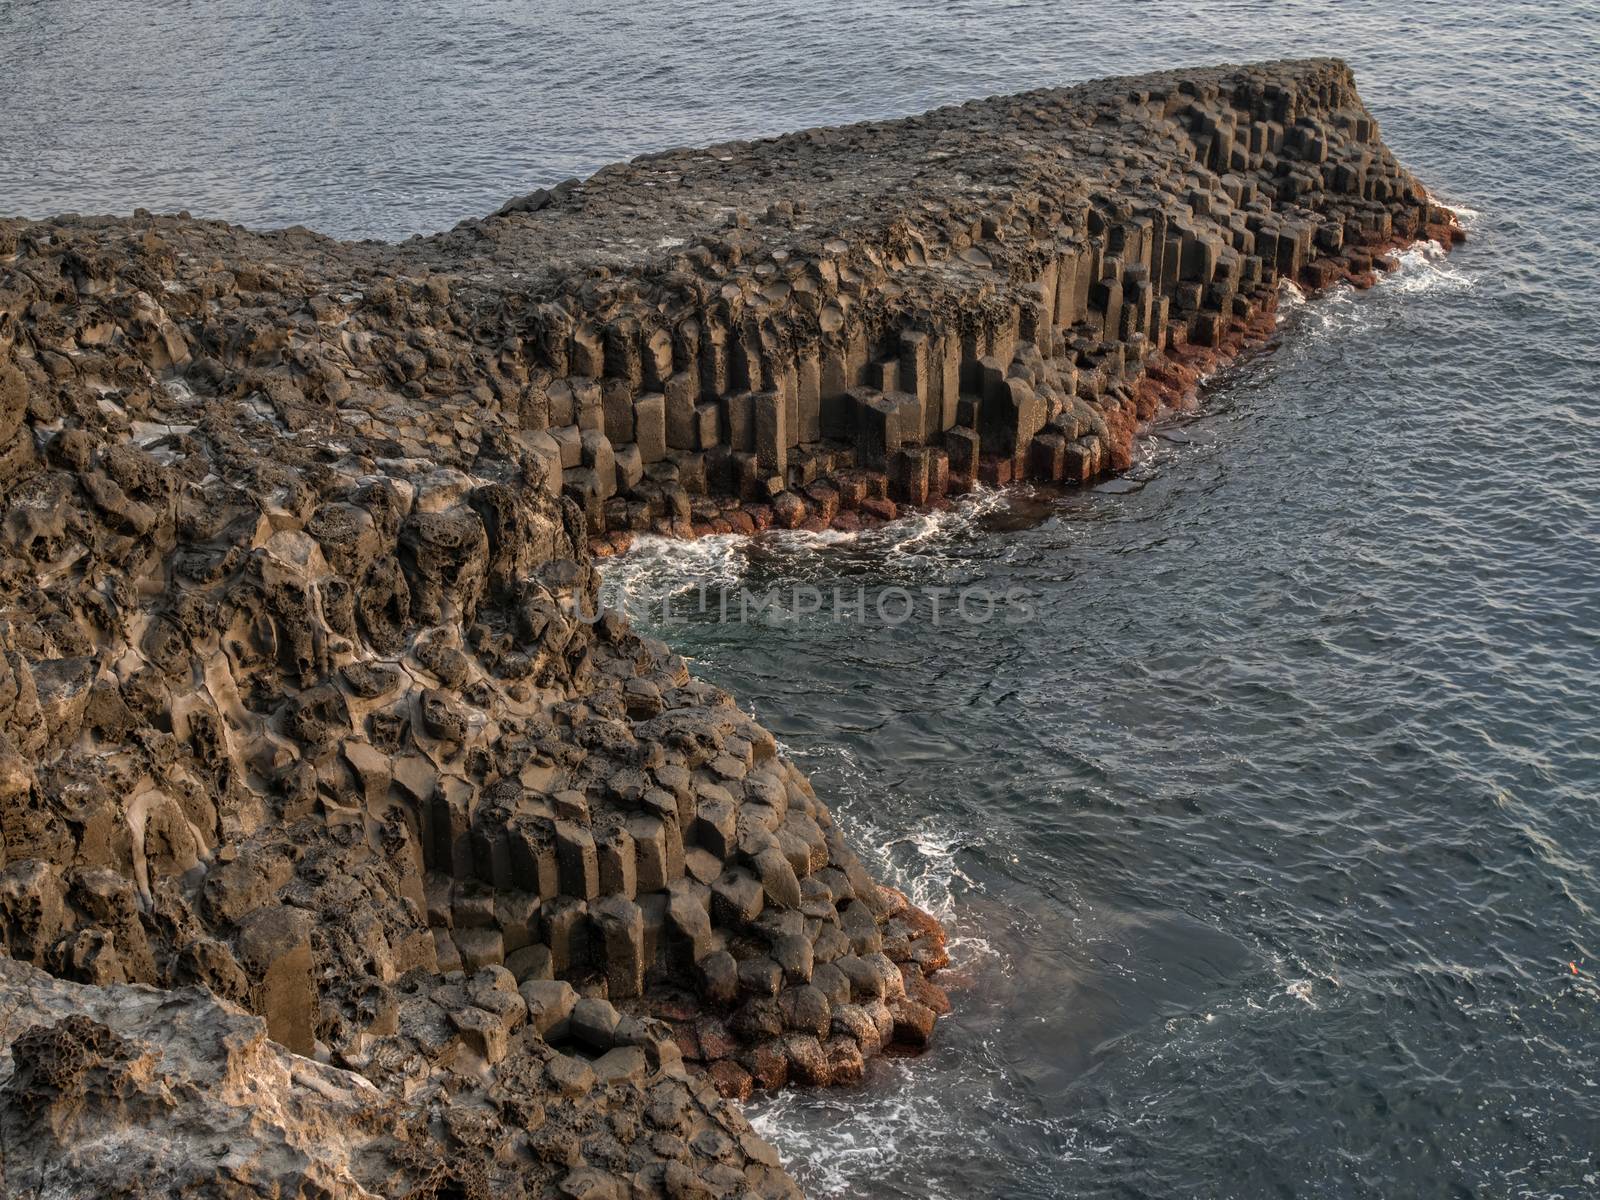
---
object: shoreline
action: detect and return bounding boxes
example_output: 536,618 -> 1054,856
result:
0,58 -> 1453,1198
589,219 -> 1463,561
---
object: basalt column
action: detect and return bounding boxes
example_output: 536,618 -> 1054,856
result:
468,57 -> 1459,547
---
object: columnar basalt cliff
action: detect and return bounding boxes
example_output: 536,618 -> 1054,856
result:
0,59 -> 1452,1198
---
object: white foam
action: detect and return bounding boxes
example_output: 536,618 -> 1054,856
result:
1386,239 -> 1475,295
1274,278 -> 1308,322
1285,979 -> 1316,1006
1275,235 -> 1476,348
1427,188 -> 1482,226
748,1063 -> 1025,1200
881,826 -> 970,921
596,532 -> 749,619
600,486 -> 1018,611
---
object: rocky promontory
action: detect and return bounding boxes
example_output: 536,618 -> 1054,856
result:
0,58 -> 1453,1197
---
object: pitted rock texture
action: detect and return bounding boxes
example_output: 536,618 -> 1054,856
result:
0,957 -> 796,1199
0,956 -> 420,1197
0,57 -> 1447,1197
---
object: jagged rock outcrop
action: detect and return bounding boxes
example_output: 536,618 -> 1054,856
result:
0,57 -> 1451,1196
0,956 -> 796,1198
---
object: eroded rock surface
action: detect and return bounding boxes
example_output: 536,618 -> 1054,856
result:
0,57 -> 1449,1197
0,957 -> 795,1198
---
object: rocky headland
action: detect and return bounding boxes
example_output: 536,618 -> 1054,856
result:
0,58 -> 1455,1198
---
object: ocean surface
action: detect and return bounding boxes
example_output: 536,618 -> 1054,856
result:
4,2 -> 1598,1197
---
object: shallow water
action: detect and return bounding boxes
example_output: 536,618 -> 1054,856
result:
5,2 -> 1598,1197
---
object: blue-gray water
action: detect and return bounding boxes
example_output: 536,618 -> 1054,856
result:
5,3 -> 1597,1197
